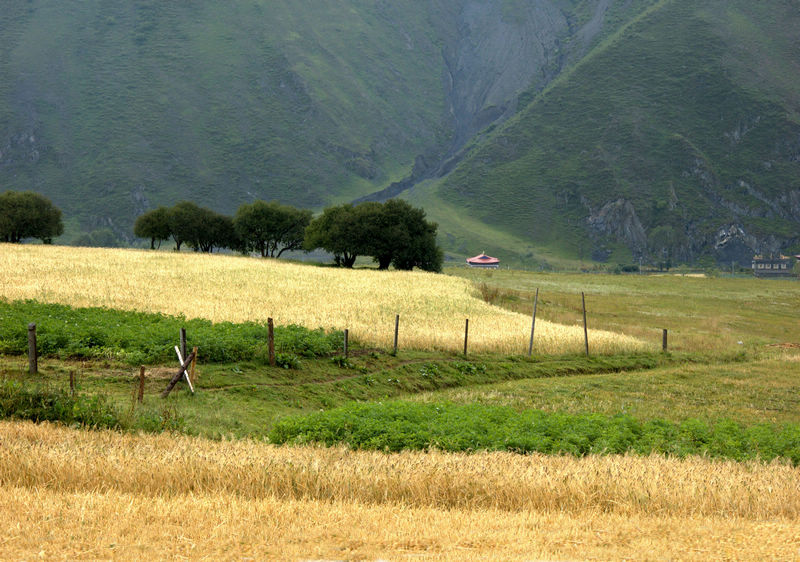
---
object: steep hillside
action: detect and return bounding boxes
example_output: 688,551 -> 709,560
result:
427,0 -> 800,266
0,2 -> 449,241
0,0 -> 651,245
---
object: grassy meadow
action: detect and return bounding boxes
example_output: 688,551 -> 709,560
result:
1,243 -> 800,559
450,266 -> 800,352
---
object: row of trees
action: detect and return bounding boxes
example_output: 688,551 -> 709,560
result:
134,200 -> 311,256
0,191 -> 63,243
134,199 -> 442,272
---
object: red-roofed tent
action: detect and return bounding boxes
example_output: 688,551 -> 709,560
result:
466,253 -> 500,269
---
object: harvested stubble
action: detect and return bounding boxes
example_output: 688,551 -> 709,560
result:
0,244 -> 645,354
1,421 -> 799,560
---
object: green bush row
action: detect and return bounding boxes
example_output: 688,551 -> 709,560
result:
269,401 -> 800,464
0,299 -> 343,365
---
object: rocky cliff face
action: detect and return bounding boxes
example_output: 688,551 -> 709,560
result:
438,1 -> 567,153
586,199 -> 647,258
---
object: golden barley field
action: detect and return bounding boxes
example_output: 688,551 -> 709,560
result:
0,244 -> 646,354
0,421 -> 798,559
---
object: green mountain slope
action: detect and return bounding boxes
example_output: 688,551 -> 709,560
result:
5,0 -> 796,266
0,0 -> 655,245
0,2 -> 453,241
426,0 -> 800,266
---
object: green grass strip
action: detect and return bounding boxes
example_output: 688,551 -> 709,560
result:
0,299 -> 342,365
269,401 -> 800,464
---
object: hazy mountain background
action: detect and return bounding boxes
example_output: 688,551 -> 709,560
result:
1,0 -> 798,266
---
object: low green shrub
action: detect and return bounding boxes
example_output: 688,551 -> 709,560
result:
269,401 -> 800,464
0,378 -> 121,429
0,377 -> 184,432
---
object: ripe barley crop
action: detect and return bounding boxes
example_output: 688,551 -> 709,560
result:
0,244 -> 646,354
1,421 -> 797,518
0,421 -> 797,559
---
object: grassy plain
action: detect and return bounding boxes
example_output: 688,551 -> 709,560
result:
450,266 -> 800,352
0,421 -> 798,559
414,356 -> 800,426
0,352 -> 667,439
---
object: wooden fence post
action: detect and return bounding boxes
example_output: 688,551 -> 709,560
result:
161,350 -> 196,398
138,366 -> 145,403
662,329 -> 668,352
463,319 -> 469,356
344,329 -> 349,359
27,323 -> 37,375
189,347 -> 198,384
581,292 -> 589,357
70,371 -> 75,397
528,288 -> 539,357
393,314 -> 399,355
267,318 -> 276,367
180,328 -> 187,363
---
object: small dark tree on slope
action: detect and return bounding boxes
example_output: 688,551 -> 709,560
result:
0,190 -> 64,243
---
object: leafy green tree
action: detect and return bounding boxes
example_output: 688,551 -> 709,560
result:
648,225 -> 677,271
208,213 -> 241,253
392,225 -> 443,272
133,206 -> 171,249
168,201 -> 204,251
361,199 -> 442,272
305,200 -> 442,271
0,190 -> 63,243
304,204 -> 362,267
234,201 -> 312,258
196,210 -> 239,253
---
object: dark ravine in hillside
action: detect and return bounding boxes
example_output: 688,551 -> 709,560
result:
357,0 -> 630,203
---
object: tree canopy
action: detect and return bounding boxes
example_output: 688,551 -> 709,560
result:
133,202 -> 239,253
133,206 -> 171,249
304,204 -> 363,267
234,201 -> 312,258
305,199 -> 442,272
0,190 -> 63,243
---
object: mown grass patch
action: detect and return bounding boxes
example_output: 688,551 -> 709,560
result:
269,401 -> 800,464
411,356 -> 800,425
